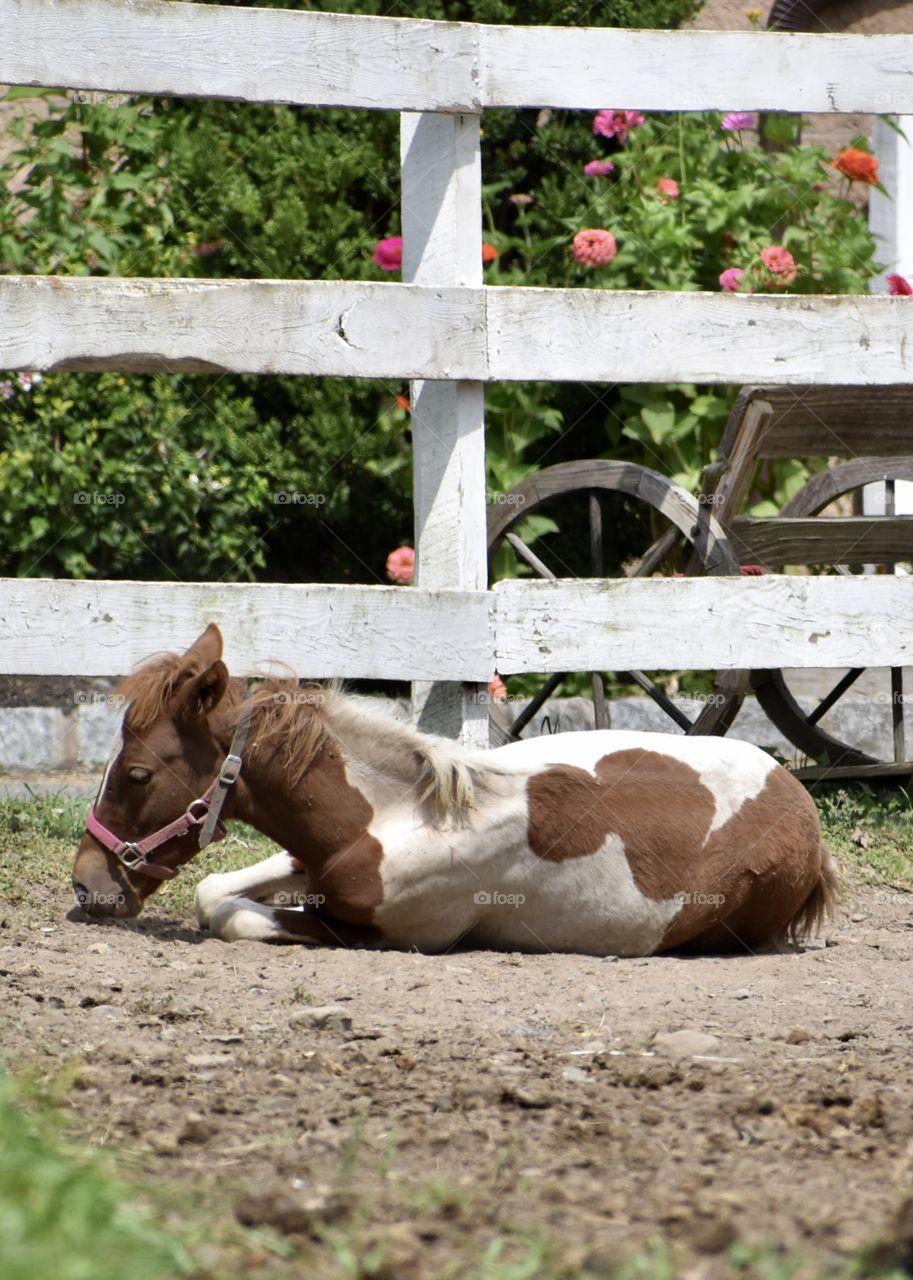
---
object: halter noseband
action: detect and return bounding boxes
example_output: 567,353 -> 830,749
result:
85,704 -> 252,882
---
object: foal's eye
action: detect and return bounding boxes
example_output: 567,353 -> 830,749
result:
127,767 -> 152,785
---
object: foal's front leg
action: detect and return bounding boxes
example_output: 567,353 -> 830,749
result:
194,850 -> 309,929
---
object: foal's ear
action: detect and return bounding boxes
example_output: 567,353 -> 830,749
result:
175,661 -> 229,722
184,624 -> 223,667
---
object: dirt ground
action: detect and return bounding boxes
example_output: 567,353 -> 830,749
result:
0,873 -> 910,1277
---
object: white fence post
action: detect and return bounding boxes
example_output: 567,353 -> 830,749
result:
401,111 -> 490,744
867,116 -> 913,525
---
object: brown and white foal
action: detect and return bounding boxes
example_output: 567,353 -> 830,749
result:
73,625 -> 835,956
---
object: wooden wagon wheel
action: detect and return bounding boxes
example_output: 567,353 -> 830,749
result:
487,460 -> 743,740
747,458 -> 913,778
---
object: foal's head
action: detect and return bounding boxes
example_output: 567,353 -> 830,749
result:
72,625 -> 237,918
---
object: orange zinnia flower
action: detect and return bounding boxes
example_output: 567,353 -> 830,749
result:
833,148 -> 879,185
482,242 -> 499,264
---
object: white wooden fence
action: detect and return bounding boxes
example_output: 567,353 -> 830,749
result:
2,0 -> 912,744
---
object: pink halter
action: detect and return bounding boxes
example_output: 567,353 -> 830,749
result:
85,705 -> 252,881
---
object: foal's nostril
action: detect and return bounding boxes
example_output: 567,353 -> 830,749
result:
73,883 -> 91,908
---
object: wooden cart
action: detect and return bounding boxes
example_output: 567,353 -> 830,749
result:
487,386 -> 913,781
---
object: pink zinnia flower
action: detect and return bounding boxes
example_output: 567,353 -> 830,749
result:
760,244 -> 797,286
739,564 -> 765,575
487,675 -> 508,702
572,229 -> 617,267
372,236 -> 403,272
719,267 -> 745,292
656,177 -> 679,202
887,273 -> 913,296
386,546 -> 415,585
721,112 -> 756,132
584,159 -> 615,177
0,381 -> 14,400
592,110 -> 645,146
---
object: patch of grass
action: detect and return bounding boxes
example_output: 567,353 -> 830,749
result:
814,783 -> 912,891
0,1068 -> 191,1280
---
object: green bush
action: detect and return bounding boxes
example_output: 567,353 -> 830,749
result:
0,0 -> 880,585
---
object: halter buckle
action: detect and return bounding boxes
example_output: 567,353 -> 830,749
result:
218,753 -> 242,786
119,842 -> 147,870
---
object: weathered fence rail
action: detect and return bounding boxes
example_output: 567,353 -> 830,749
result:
1,0 -> 911,743
4,278 -> 913,385
6,0 -> 913,113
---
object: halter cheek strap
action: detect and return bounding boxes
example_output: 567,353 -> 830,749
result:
85,704 -> 252,882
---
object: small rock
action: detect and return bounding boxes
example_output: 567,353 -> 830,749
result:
186,1052 -> 233,1068
683,1210 -> 737,1254
87,1004 -> 125,1019
786,1027 -> 812,1045
149,1132 -> 180,1155
178,1113 -> 212,1145
235,1187 -> 348,1236
500,1084 -> 554,1109
732,988 -> 751,1000
850,827 -> 872,849
850,913 -> 865,923
288,1005 -> 353,1032
652,1030 -> 721,1059
87,942 -> 112,955
561,1067 -> 590,1084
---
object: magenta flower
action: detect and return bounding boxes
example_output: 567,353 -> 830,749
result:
760,245 -> 797,285
584,159 -> 615,177
572,228 -> 617,267
593,110 -> 645,146
721,112 -> 756,132
719,267 -> 746,293
372,236 -> 403,272
386,545 -> 415,584
887,273 -> 913,296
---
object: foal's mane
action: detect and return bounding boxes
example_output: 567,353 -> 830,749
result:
117,651 -> 485,824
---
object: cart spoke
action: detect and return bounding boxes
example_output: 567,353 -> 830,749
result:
505,531 -> 557,581
806,668 -> 865,726
620,670 -> 694,732
891,667 -> 906,762
509,671 -> 567,738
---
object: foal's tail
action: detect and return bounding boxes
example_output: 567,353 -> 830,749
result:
786,846 -> 839,945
